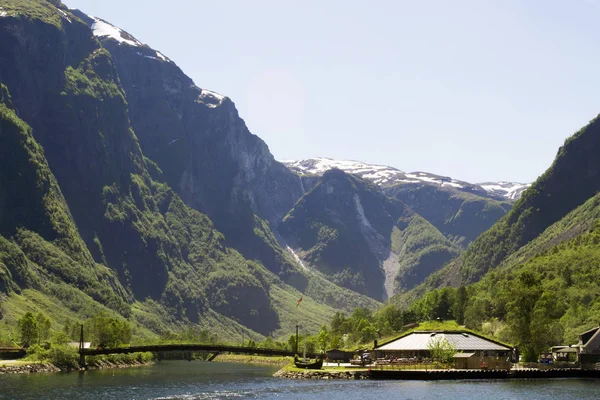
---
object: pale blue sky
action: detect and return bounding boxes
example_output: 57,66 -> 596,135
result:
68,0 -> 600,183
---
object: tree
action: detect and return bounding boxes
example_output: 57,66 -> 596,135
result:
330,312 -> 347,334
288,334 -> 298,353
427,336 -> 457,364
18,312 -> 38,347
86,313 -> 131,348
36,313 -> 51,344
329,334 -> 342,350
452,286 -> 468,324
260,336 -> 275,349
505,271 -> 542,361
375,305 -> 403,334
317,325 -> 330,352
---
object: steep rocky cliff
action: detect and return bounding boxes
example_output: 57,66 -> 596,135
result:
71,10 -> 305,283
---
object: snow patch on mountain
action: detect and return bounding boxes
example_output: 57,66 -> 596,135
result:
282,158 -> 530,201
89,16 -> 143,47
478,182 -> 531,200
283,158 -> 405,185
199,89 -> 226,108
57,8 -> 71,23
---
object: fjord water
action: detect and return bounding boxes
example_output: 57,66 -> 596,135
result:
0,362 -> 598,400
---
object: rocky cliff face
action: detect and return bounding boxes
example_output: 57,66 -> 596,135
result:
72,12 -> 305,282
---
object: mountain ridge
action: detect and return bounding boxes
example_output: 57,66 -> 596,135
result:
282,157 -> 530,201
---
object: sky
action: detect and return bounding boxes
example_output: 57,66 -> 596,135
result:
67,0 -> 600,183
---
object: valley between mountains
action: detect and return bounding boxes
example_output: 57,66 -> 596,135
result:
1,0 -> 600,361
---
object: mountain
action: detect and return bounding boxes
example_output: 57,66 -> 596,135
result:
279,169 -> 460,300
444,112 -> 600,285
0,0 -> 381,343
282,158 -> 530,201
397,112 -> 600,360
283,158 -> 515,246
70,10 -> 305,284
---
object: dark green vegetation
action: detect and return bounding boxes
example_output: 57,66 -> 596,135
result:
280,169 -> 460,299
16,312 -> 152,370
384,184 -> 511,247
393,213 -> 461,293
452,113 -> 600,285
0,0 -> 380,347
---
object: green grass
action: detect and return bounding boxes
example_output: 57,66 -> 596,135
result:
0,0 -> 67,29
214,354 -> 291,366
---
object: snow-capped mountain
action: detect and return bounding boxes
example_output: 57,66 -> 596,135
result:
477,182 -> 531,201
281,158 -> 530,201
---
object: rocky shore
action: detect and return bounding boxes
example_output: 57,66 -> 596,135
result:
85,360 -> 154,370
274,368 -> 369,380
0,360 -> 154,375
0,363 -> 60,374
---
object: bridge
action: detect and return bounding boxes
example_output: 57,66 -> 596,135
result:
79,344 -> 316,366
0,347 -> 25,359
77,326 -> 315,366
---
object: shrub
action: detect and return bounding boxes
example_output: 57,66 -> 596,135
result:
48,345 -> 79,370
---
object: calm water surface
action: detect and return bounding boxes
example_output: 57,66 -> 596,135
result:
0,361 -> 599,400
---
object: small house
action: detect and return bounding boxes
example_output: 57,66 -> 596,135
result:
326,349 -> 354,363
577,326 -> 600,365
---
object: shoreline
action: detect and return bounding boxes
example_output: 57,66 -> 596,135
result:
212,354 -> 291,366
0,359 -> 154,375
274,366 -> 600,380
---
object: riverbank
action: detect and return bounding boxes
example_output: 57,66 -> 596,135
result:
274,367 -> 368,380
274,366 -> 600,380
0,362 -> 60,374
213,354 -> 291,366
0,356 -> 155,375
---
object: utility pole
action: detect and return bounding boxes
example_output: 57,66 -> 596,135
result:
78,324 -> 85,368
295,324 -> 299,355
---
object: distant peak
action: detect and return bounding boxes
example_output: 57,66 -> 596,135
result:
71,10 -> 172,64
87,15 -> 144,47
281,157 -> 531,201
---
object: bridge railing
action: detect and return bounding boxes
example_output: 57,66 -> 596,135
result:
80,343 -> 318,359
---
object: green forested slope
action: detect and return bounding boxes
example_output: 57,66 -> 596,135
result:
397,115 -> 600,360
393,213 -> 461,293
408,197 -> 600,360
385,184 -> 511,247
455,113 -> 600,283
280,169 -> 460,300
